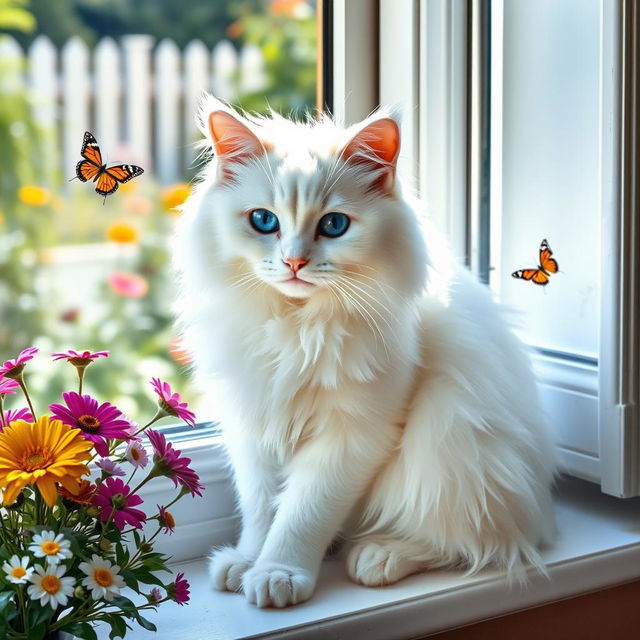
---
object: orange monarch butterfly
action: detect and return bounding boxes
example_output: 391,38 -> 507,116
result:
512,239 -> 559,286
74,132 -> 144,200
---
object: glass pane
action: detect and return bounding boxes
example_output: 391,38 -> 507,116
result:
0,0 -> 317,423
489,0 -> 600,359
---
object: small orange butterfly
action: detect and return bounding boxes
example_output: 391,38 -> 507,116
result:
512,239 -> 559,286
74,132 -> 144,201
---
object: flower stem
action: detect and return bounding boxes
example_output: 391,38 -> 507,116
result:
17,378 -> 36,421
0,396 -> 6,429
78,367 -> 85,395
130,409 -> 166,439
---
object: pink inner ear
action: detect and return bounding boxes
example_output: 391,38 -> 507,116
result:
343,118 -> 400,166
208,111 -> 264,161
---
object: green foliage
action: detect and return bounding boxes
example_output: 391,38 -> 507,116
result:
234,1 -> 317,115
0,0 -> 35,33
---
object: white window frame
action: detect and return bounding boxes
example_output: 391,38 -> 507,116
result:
376,0 -> 640,497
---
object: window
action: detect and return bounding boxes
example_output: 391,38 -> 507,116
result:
375,0 -> 639,497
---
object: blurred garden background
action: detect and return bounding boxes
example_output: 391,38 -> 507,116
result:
0,0 -> 316,423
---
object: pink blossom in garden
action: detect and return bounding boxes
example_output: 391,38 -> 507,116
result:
52,350 -> 109,365
0,347 -> 38,379
49,392 -> 132,457
108,272 -> 149,298
91,477 -> 146,530
150,378 -> 196,427
146,429 -> 204,497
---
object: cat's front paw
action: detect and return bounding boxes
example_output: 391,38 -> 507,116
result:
347,539 -> 422,587
242,562 -> 315,608
209,546 -> 254,592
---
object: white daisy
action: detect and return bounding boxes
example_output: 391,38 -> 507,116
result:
2,555 -> 34,584
28,531 -> 72,565
125,441 -> 149,468
79,554 -> 126,601
27,564 -> 75,609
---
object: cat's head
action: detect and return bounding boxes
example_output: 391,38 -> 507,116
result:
180,96 -> 427,306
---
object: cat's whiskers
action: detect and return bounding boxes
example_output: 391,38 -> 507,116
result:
336,277 -> 395,357
331,279 -> 390,360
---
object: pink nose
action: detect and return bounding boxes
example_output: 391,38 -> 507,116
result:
283,257 -> 309,273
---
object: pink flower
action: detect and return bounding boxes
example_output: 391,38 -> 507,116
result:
0,347 -> 38,379
167,572 -> 190,605
0,377 -> 20,396
49,392 -> 132,457
157,505 -> 175,535
4,408 -> 34,425
91,477 -> 146,530
125,441 -> 148,468
52,350 -> 109,366
146,429 -> 204,497
95,458 -> 126,477
150,378 -> 196,427
108,272 -> 149,298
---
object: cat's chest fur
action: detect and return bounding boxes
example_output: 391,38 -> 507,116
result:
207,297 -> 416,455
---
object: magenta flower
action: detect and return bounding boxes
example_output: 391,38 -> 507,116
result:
150,378 -> 196,427
4,408 -> 34,425
49,392 -> 132,457
0,377 -> 19,396
157,505 -> 175,535
52,350 -> 109,365
0,347 -> 38,379
95,458 -> 126,477
167,572 -> 190,605
91,477 -> 146,530
146,429 -> 204,497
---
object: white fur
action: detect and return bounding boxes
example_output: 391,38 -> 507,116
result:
174,96 -> 557,608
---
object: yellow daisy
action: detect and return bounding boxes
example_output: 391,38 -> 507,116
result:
0,416 -> 93,507
17,185 -> 51,207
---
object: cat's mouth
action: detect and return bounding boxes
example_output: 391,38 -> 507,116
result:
280,276 -> 316,287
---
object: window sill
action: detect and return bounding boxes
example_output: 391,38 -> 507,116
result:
97,476 -> 640,640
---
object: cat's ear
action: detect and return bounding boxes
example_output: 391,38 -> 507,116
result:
198,95 -> 265,179
208,111 -> 264,162
341,116 -> 401,194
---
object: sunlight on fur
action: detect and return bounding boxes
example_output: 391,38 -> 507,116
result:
173,94 -> 558,609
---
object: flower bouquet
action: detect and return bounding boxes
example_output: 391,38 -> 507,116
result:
0,347 -> 203,640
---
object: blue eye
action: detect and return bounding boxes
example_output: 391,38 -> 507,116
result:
317,212 -> 350,238
249,208 -> 279,234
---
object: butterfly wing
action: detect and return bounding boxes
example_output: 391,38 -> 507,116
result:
539,238 -> 558,274
75,160 -> 101,183
512,268 -> 550,286
79,131 -> 103,168
104,164 -> 144,184
95,171 -> 119,197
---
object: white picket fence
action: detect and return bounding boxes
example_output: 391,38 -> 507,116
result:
0,34 -> 267,185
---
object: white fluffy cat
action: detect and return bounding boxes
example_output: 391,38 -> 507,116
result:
174,95 -> 557,608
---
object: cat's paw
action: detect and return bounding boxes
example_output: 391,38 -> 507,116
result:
346,540 -> 422,587
242,561 -> 315,608
209,546 -> 253,592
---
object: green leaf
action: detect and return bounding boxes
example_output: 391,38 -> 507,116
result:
27,601 -> 53,627
111,596 -> 157,632
104,612 -> 128,640
0,590 -> 15,613
61,621 -> 99,640
121,569 -> 139,592
26,621 -> 46,640
135,614 -> 157,632
132,569 -> 165,587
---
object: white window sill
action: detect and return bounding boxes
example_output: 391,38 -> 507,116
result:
96,476 -> 640,640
